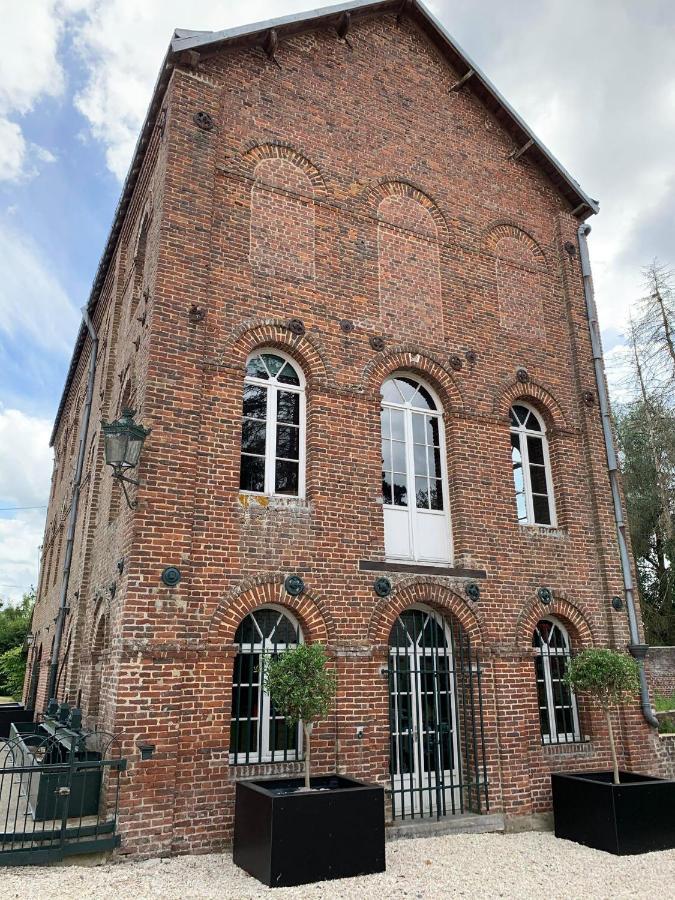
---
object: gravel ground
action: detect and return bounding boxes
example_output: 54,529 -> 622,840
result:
3,832 -> 674,899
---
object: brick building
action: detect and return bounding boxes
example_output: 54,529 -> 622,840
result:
25,0 -> 668,857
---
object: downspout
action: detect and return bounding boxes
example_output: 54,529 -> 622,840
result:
46,306 -> 98,705
577,223 -> 658,728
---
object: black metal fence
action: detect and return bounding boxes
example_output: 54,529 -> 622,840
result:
0,715 -> 125,866
388,609 -> 489,820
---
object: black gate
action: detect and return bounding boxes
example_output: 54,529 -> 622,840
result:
0,720 -> 125,865
388,607 -> 488,820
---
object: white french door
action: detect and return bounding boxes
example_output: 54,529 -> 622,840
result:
381,375 -> 451,563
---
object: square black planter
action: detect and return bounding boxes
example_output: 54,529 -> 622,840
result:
233,775 -> 385,887
551,771 -> 675,854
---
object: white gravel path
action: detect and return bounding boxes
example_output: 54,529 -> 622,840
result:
2,831 -> 674,899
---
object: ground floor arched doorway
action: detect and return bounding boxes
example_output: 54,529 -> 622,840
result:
388,605 -> 488,819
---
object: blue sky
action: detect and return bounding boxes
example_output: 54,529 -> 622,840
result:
1,0 -> 674,603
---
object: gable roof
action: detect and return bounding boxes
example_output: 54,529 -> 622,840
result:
51,0 -> 598,444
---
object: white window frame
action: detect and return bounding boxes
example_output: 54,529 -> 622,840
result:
240,349 -> 306,499
381,373 -> 453,564
509,402 -> 557,527
534,616 -> 581,744
229,605 -> 304,764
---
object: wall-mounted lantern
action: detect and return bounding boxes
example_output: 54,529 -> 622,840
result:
101,408 -> 151,509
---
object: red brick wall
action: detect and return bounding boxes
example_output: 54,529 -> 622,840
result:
29,11 -> 660,857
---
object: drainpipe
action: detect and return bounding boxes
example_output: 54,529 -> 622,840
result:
577,223 -> 658,728
46,307 -> 98,705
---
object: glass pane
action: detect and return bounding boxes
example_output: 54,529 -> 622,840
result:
392,472 -> 408,506
412,413 -> 426,445
527,435 -> 545,465
380,407 -> 390,435
240,454 -> 265,492
246,355 -> 268,379
235,617 -> 256,646
241,419 -> 266,455
277,363 -> 300,386
415,476 -> 429,509
509,407 -> 519,427
230,718 -> 259,755
530,465 -> 548,494
516,492 -> 527,522
277,391 -> 300,424
414,443 -> 428,476
243,384 -> 267,419
275,459 -> 299,495
414,385 -> 436,410
532,494 -> 551,525
382,473 -> 393,504
430,479 -> 443,510
392,440 -> 406,473
395,377 -> 418,403
262,353 -> 284,376
272,614 -> 299,644
428,416 -> 440,446
512,405 -> 529,425
512,463 -> 524,494
390,409 -> 405,441
525,410 -> 542,431
253,609 -> 279,640
381,380 -> 402,404
382,441 -> 392,472
276,424 -> 299,460
427,446 -> 440,480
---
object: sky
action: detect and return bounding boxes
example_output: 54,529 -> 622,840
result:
0,0 -> 673,604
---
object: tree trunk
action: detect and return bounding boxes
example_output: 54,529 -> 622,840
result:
303,722 -> 313,791
605,708 -> 620,785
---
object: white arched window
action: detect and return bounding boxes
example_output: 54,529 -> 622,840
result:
230,607 -> 302,764
239,350 -> 305,497
509,403 -> 556,526
533,618 -> 581,744
381,375 -> 451,563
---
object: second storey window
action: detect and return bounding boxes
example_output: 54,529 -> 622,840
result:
381,374 -> 452,564
239,351 -> 305,497
509,403 -> 556,526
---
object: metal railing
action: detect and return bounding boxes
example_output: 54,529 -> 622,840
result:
534,644 -> 586,746
0,714 -> 125,866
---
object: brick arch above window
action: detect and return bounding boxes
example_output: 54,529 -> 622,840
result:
362,179 -> 449,241
208,577 -> 334,646
240,142 -> 328,195
516,596 -> 595,651
483,221 -> 548,269
360,347 -> 465,413
368,580 -> 484,650
494,377 -> 570,433
227,320 -> 330,389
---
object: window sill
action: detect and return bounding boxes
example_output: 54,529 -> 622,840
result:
238,493 -> 310,512
540,739 -> 592,755
359,559 -> 487,579
519,524 -> 567,539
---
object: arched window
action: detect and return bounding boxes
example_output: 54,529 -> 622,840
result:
381,375 -> 451,563
239,350 -> 305,497
533,618 -> 581,744
509,403 -> 555,526
230,607 -> 302,764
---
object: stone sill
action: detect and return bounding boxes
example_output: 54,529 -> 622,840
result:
539,740 -> 594,756
359,559 -> 487,579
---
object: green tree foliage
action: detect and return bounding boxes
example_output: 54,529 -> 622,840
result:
565,649 -> 640,784
616,401 -> 675,644
0,590 -> 34,700
0,647 -> 28,700
264,643 -> 337,790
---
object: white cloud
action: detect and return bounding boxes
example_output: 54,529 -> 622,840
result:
0,0 -> 64,182
0,511 -> 45,604
0,223 -> 80,355
0,408 -> 53,509
0,409 -> 51,605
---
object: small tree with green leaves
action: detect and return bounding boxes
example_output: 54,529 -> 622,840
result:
565,649 -> 641,785
264,643 -> 336,790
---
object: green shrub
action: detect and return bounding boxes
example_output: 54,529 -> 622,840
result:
264,643 -> 336,790
565,648 -> 640,784
654,691 -> 675,713
0,646 -> 27,701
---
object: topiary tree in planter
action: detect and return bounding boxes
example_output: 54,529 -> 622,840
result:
565,648 -> 640,784
264,642 -> 337,790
